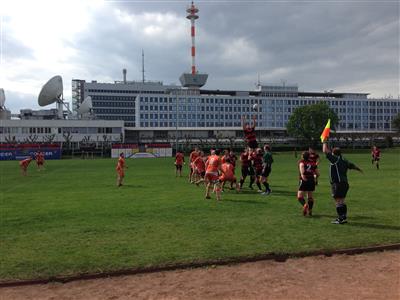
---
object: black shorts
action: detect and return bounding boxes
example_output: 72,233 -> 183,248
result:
262,166 -> 271,177
241,166 -> 250,177
331,182 -> 349,198
248,140 -> 258,149
248,166 -> 255,176
299,179 -> 315,192
176,164 -> 182,170
373,157 -> 380,161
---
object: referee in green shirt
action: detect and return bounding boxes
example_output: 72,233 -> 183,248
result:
322,142 -> 363,224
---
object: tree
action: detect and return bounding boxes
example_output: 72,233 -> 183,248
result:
392,113 -> 400,132
286,102 -> 339,146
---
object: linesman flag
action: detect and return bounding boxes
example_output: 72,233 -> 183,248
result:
320,119 -> 331,142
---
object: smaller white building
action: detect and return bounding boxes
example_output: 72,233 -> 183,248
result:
0,119 -> 124,146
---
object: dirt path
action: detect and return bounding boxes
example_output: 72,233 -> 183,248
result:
1,251 -> 399,300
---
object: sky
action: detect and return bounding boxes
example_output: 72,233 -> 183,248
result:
0,0 -> 399,113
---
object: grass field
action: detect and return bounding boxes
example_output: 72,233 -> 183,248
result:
1,150 -> 399,281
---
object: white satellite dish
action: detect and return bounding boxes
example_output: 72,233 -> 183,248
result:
77,96 -> 93,114
38,75 -> 63,107
0,88 -> 5,107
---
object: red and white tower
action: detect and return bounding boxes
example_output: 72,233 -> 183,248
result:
180,1 -> 208,89
187,1 -> 199,75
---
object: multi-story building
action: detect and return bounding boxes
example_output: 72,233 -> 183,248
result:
72,76 -> 399,142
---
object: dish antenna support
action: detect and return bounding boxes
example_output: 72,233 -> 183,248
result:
38,75 -> 70,119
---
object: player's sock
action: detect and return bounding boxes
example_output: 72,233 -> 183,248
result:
256,182 -> 262,190
307,198 -> 314,210
249,177 -> 254,188
377,163 -> 379,170
336,203 -> 345,220
239,179 -> 244,188
263,182 -> 270,192
297,197 -> 305,206
342,203 -> 347,220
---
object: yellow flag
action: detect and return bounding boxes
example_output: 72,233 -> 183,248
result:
320,119 -> 331,142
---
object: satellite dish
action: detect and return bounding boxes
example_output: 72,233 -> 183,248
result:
0,88 -> 5,107
38,75 -> 63,106
77,96 -> 93,114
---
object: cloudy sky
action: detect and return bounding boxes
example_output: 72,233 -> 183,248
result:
1,0 -> 399,113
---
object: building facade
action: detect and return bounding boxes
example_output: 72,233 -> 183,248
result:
72,79 -> 399,141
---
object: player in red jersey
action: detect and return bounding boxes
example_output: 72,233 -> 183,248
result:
220,161 -> 239,192
35,151 -> 45,171
221,149 -> 231,164
371,146 -> 381,170
239,148 -> 250,190
241,115 -> 258,149
204,149 -> 222,201
297,151 -> 316,216
249,148 -> 264,192
175,151 -> 185,177
193,151 -> 207,185
308,147 -> 320,185
189,147 -> 200,183
116,153 -> 127,187
229,149 -> 237,170
20,156 -> 33,176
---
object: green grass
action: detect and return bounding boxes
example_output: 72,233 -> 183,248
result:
1,150 -> 399,281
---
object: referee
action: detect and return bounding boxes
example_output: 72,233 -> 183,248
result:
322,141 -> 363,224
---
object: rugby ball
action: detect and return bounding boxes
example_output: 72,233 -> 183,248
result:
252,103 -> 258,111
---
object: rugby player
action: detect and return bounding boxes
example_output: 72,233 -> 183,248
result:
250,148 -> 264,193
323,142 -> 363,224
239,148 -> 251,190
371,145 -> 381,170
116,152 -> 127,187
220,161 -> 239,192
35,151 -> 45,171
260,144 -> 273,195
204,149 -> 222,201
193,151 -> 206,185
241,115 -> 258,150
297,151 -> 316,216
189,147 -> 200,183
20,156 -> 33,176
175,150 -> 185,177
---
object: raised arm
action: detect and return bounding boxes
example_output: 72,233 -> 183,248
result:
322,141 -> 331,154
252,115 -> 257,129
241,115 -> 246,130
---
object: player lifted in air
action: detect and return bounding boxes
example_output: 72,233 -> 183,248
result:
116,153 -> 127,187
35,151 -> 45,171
204,149 -> 222,201
297,151 -> 316,216
371,145 -> 381,170
20,156 -> 33,176
241,115 -> 258,150
175,150 -> 185,177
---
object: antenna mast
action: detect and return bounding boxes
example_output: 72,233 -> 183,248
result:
142,49 -> 145,83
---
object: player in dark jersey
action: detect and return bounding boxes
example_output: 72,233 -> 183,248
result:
308,147 -> 320,185
297,151 -> 316,216
323,142 -> 362,224
250,148 -> 264,193
241,115 -> 258,149
261,144 -> 273,195
371,146 -> 381,170
239,148 -> 250,190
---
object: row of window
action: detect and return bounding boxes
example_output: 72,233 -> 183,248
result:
0,127 -> 121,134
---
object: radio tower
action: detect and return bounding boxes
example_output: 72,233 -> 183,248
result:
179,1 -> 208,89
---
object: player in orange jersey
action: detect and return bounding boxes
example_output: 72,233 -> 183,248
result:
35,151 -> 45,171
116,153 -> 127,187
175,151 -> 185,177
204,149 -> 222,201
189,147 -> 200,183
220,161 -> 239,192
193,151 -> 206,185
20,156 -> 33,176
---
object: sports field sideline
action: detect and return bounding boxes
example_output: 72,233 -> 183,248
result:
0,150 -> 399,281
